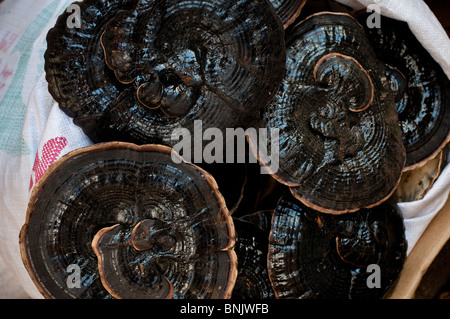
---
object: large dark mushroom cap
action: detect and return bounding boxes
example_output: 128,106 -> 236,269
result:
268,194 -> 407,299
44,0 -> 286,148
19,142 -> 237,299
249,12 -> 406,214
361,16 -> 450,171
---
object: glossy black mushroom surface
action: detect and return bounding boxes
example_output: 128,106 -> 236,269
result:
232,215 -> 275,299
20,143 -> 236,299
362,16 -> 450,170
249,12 -> 406,214
268,195 -> 407,299
269,0 -> 307,29
44,0 -> 286,148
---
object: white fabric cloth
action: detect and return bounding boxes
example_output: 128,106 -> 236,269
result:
0,0 -> 448,298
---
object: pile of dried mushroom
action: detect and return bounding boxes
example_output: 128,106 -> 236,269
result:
19,0 -> 449,299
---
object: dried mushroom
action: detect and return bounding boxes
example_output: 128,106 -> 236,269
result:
394,149 -> 448,203
232,215 -> 275,299
268,194 -> 407,299
249,12 -> 406,214
20,143 -> 237,299
361,16 -> 450,170
269,0 -> 307,29
44,0 -> 286,148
